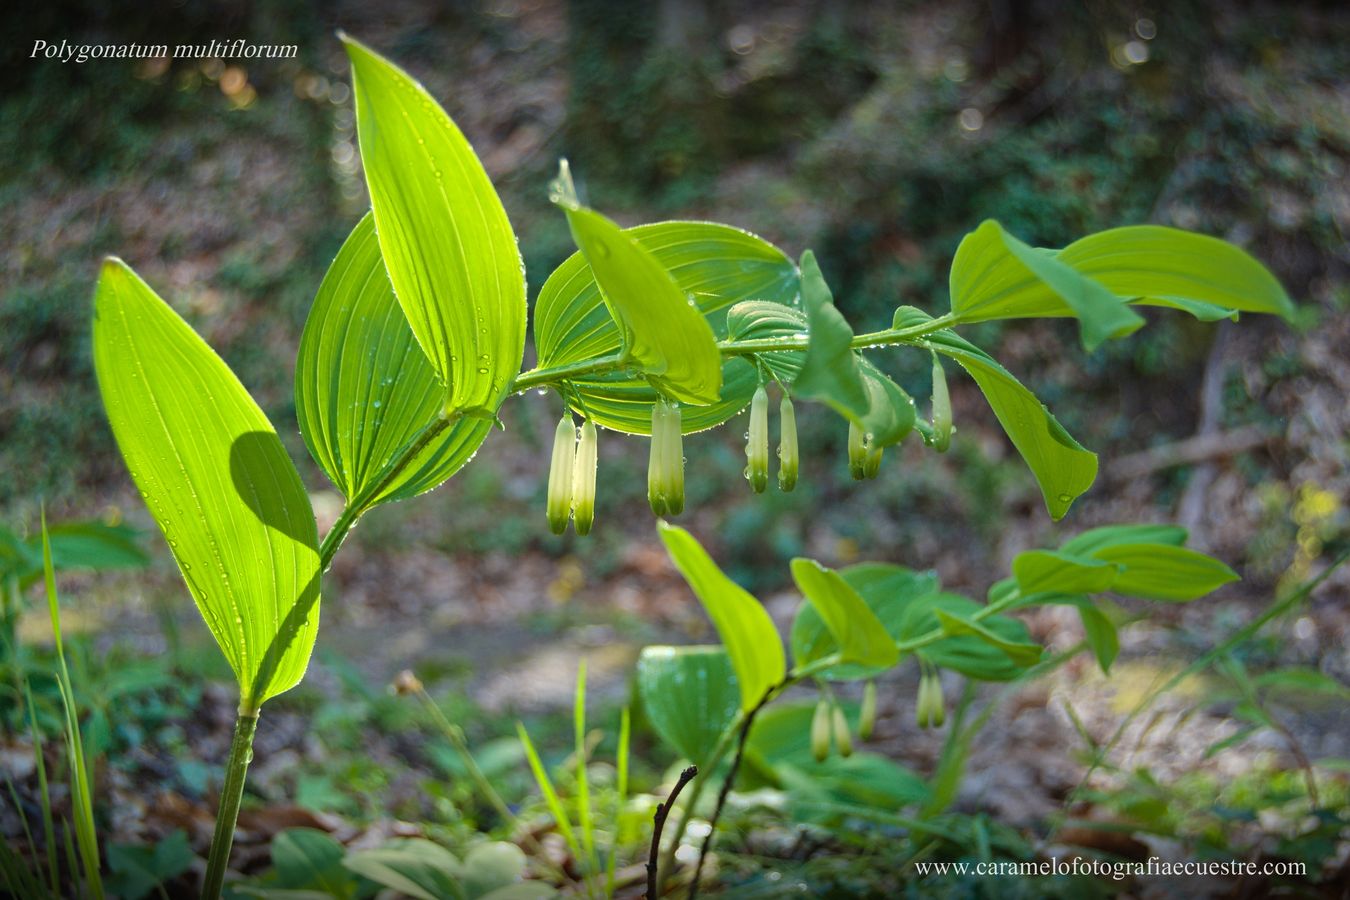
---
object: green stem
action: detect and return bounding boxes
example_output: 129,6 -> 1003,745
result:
656,655 -> 841,891
202,710 -> 259,899
510,352 -> 627,393
511,313 -> 959,391
318,412 -> 458,570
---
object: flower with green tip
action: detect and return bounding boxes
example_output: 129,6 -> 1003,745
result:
811,697 -> 831,762
648,399 -> 684,516
931,353 -> 952,453
831,705 -> 853,757
848,420 -> 867,480
745,385 -> 769,493
859,679 -> 877,741
777,394 -> 798,492
571,418 -> 597,535
546,413 -> 576,534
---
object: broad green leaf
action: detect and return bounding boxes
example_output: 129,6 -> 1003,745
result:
950,220 -> 1144,351
549,168 -> 721,406
1059,524 -> 1188,556
533,221 -> 798,434
791,563 -> 942,682
657,522 -> 784,710
1076,603 -> 1119,673
14,521 -> 149,588
725,299 -> 808,383
933,609 -> 1043,667
271,828 -> 352,896
742,702 -> 929,807
898,593 -> 1038,680
1092,543 -> 1239,601
105,830 -> 193,900
1253,668 -> 1350,700
1057,226 -> 1294,320
789,559 -> 898,669
460,843 -> 528,899
1012,550 -> 1120,595
636,646 -> 739,767
296,213 -> 492,507
344,35 -> 525,415
793,251 -> 868,414
342,840 -> 462,900
93,260 -> 320,709
916,321 -> 1097,520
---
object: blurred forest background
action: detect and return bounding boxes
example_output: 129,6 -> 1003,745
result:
1,0 -> 1348,894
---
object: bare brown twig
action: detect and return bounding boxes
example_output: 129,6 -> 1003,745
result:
646,765 -> 698,899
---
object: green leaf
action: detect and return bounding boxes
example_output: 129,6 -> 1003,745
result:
897,593 -> 1036,680
533,221 -> 798,434
342,840 -> 464,900
742,702 -> 929,808
789,559 -> 899,669
791,563 -> 941,682
1057,226 -> 1294,320
93,260 -> 320,709
730,297 -> 915,448
949,220 -> 1144,351
657,522 -> 785,710
1092,543 -> 1239,601
271,829 -> 352,896
934,609 -> 1043,667
1076,603 -> 1119,673
296,213 -> 493,507
460,843 -> 527,899
1253,668 -> 1350,701
15,521 -> 149,588
549,167 -> 721,406
1012,550 -> 1120,595
343,35 -> 525,415
793,251 -> 868,414
918,323 -> 1097,520
637,646 -> 740,767
105,830 -> 193,900
1059,524 -> 1188,556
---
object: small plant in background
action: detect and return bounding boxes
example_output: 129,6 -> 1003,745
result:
61,31 -> 1297,898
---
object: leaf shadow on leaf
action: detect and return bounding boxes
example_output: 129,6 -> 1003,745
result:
230,431 -> 323,707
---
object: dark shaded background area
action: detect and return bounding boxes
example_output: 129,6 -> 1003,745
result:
0,0 -> 1347,889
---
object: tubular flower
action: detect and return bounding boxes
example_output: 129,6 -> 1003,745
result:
832,705 -> 853,757
863,444 -> 884,480
848,420 -> 867,480
745,385 -> 769,493
665,401 -> 685,515
648,399 -> 685,516
858,679 -> 877,741
648,401 -> 668,516
931,353 -> 952,453
916,670 -> 946,729
546,414 -> 576,534
571,418 -> 598,536
811,697 -> 831,762
777,394 -> 798,492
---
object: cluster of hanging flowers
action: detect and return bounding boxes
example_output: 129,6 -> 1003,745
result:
915,667 -> 945,729
745,385 -> 798,494
546,414 -> 598,536
550,372 -> 976,532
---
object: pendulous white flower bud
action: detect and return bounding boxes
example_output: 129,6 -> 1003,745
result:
571,418 -> 598,536
746,386 -> 769,493
931,353 -> 952,453
547,414 -> 577,535
777,395 -> 798,492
